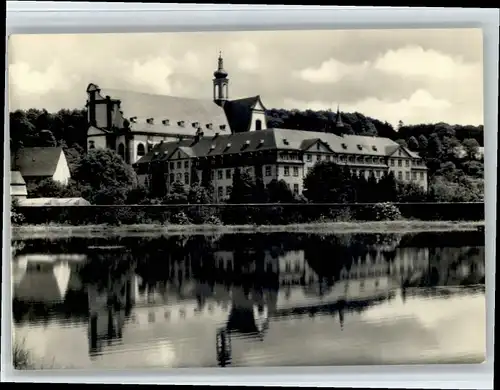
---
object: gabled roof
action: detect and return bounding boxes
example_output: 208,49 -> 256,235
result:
94,86 -> 230,136
223,96 -> 266,133
13,147 -> 63,177
299,138 -> 334,153
386,144 -> 420,158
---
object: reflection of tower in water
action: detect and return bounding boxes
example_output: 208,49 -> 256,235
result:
85,246 -> 135,356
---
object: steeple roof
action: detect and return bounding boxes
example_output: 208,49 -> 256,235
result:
213,51 -> 228,79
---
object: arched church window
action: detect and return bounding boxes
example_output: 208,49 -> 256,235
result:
137,143 -> 146,157
118,143 -> 125,160
255,119 -> 262,131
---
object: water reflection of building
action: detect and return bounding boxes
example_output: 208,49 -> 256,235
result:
13,254 -> 85,304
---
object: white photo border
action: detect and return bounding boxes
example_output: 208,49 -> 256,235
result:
3,3 -> 498,388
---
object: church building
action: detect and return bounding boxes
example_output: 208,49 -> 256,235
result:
86,54 -> 428,200
85,53 -> 267,165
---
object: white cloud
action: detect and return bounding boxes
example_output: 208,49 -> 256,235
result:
373,45 -> 480,80
7,30 -> 484,126
9,61 -> 73,96
283,89 -> 484,127
295,58 -> 369,84
229,41 -> 260,72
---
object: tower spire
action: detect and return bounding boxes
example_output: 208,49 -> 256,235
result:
213,51 -> 229,107
335,104 -> 344,128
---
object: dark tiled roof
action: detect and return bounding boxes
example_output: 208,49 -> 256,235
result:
135,128 -> 425,166
97,87 -> 231,136
14,147 -> 63,177
223,96 -> 263,133
300,138 -> 322,150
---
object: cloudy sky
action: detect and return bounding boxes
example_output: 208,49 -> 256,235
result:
8,28 -> 483,127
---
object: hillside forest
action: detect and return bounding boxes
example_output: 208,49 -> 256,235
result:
9,107 -> 485,204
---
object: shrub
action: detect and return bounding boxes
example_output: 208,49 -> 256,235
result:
357,202 -> 402,221
11,198 -> 25,225
329,207 -> 354,222
204,215 -> 223,225
170,211 -> 191,225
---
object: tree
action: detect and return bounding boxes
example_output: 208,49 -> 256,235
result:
27,178 -> 67,198
229,168 -> 255,203
407,136 -> 419,151
378,171 -> 398,202
266,179 -> 294,203
366,172 -> 379,202
395,139 -> 408,148
462,138 -> 480,160
37,129 -> 57,147
164,181 -> 188,204
188,182 -> 213,204
427,133 -> 443,159
253,176 -> 269,203
73,149 -> 138,204
462,160 -> 483,178
303,161 -> 349,203
397,182 -> 427,202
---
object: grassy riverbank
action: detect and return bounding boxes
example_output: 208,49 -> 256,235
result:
11,220 -> 484,240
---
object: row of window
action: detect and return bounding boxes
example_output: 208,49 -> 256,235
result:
390,158 -> 411,167
397,171 -> 425,181
169,172 -> 190,185
170,160 -> 190,170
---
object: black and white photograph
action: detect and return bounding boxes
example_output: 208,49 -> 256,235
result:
8,27 -> 486,370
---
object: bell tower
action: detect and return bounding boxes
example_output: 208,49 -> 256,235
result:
213,52 -> 229,107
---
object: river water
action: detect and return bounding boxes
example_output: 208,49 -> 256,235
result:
11,231 -> 486,369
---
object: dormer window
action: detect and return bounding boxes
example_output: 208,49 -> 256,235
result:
178,121 -> 185,127
283,139 -> 289,145
192,122 -> 199,128
357,144 -> 363,151
219,124 -> 226,130
162,119 -> 170,126
210,144 -> 215,150
259,139 -> 264,145
226,143 -> 232,149
130,116 -> 137,123
372,145 -> 378,151
146,118 -> 154,124
245,140 -> 250,145
341,143 -> 347,149
206,123 -> 213,129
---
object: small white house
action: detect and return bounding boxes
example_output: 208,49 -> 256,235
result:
12,146 -> 71,186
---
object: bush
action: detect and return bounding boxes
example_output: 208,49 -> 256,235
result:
204,215 -> 223,225
11,198 -> 25,225
170,211 -> 191,225
357,202 -> 402,221
329,207 -> 354,222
